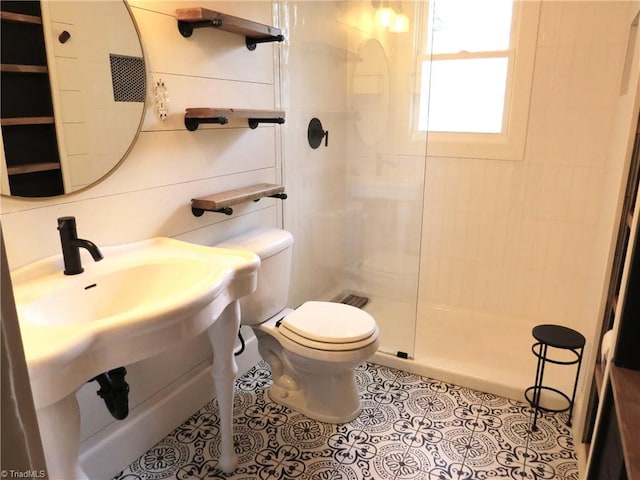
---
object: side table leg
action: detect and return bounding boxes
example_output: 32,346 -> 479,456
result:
567,346 -> 584,427
531,343 -> 547,431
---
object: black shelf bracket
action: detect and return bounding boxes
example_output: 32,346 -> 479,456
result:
246,34 -> 285,51
177,19 -> 222,38
248,117 -> 285,129
192,206 -> 234,217
253,192 -> 288,203
269,193 -> 288,200
185,116 -> 229,131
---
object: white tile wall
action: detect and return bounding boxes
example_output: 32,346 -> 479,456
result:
414,0 -> 639,411
280,1 -> 352,305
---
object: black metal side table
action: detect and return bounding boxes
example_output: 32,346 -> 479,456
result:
524,324 -> 586,430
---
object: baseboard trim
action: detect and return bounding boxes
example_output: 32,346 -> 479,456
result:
80,336 -> 261,480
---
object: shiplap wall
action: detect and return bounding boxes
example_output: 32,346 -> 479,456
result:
0,1 -> 282,477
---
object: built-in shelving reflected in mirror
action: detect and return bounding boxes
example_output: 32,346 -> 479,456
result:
0,0 -> 146,198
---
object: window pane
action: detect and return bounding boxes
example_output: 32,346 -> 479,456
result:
430,0 -> 513,54
419,57 -> 508,133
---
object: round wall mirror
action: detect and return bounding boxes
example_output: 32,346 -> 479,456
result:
1,1 -> 146,198
351,38 -> 390,146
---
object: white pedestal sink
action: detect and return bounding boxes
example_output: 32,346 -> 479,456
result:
11,238 -> 260,479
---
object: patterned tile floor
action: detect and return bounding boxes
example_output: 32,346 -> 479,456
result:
113,362 -> 578,480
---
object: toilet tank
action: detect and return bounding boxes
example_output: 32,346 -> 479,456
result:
216,228 -> 294,325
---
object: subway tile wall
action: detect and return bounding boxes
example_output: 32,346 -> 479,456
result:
413,1 -> 638,409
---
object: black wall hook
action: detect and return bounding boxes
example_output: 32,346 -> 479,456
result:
308,118 -> 328,148
59,30 -> 71,44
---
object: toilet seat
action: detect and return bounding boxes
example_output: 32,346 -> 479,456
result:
278,301 -> 378,352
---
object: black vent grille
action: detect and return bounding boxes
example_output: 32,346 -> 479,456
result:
109,54 -> 145,103
334,293 -> 369,309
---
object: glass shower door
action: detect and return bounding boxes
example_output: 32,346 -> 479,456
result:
280,0 -> 427,358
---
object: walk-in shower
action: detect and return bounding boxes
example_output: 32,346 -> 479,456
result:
281,0 -> 636,407
282,1 -> 425,359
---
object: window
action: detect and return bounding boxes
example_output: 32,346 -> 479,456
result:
414,0 -> 540,160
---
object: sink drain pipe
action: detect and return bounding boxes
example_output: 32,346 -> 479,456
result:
91,367 -> 130,420
234,330 -> 246,356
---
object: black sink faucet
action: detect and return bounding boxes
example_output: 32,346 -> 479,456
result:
57,216 -> 103,275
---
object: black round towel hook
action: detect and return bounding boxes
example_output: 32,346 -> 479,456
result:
59,30 -> 71,44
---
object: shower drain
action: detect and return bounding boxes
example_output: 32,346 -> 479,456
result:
334,293 -> 369,309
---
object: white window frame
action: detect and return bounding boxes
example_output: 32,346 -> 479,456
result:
412,0 -> 540,161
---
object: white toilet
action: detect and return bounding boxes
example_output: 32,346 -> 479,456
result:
217,228 -> 379,423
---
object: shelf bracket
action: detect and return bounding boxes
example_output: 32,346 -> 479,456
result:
248,117 -> 285,129
269,193 -> 288,200
184,116 -> 229,131
246,34 -> 285,51
177,19 -> 222,38
192,206 -> 233,217
253,192 -> 288,203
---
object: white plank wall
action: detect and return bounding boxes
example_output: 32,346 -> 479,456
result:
0,2 -> 282,477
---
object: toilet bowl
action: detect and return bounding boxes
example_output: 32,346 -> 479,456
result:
216,228 -> 379,423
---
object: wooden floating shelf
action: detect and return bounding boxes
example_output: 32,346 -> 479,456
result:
175,7 -> 284,50
184,108 -> 285,131
1,116 -> 54,127
191,183 -> 287,216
